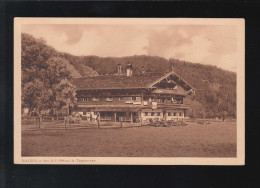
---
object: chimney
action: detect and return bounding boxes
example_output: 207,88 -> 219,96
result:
126,63 -> 133,76
117,64 -> 122,75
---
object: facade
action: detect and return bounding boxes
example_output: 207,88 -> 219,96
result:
73,64 -> 194,124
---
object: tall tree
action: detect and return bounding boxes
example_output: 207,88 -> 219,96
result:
21,33 -> 76,116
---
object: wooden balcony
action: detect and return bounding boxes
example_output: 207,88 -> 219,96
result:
76,101 -> 189,110
157,103 -> 189,109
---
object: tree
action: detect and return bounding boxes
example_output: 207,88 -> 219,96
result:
184,98 -> 206,118
221,111 -> 229,122
217,101 -> 229,121
22,78 -> 46,115
21,33 -> 76,116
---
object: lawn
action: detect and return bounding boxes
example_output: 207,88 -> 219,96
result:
22,120 -> 236,157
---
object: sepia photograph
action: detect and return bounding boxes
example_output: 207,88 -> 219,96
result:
14,18 -> 245,165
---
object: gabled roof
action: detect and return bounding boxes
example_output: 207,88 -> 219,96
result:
73,71 -> 194,91
149,70 -> 194,91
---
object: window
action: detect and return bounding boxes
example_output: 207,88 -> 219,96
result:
174,112 -> 177,116
132,96 -> 136,101
151,112 -> 155,116
94,112 -> 97,115
145,112 -> 148,116
168,112 -> 172,116
157,112 -> 161,116
82,98 -> 88,101
179,112 -> 182,116
83,111 -> 86,115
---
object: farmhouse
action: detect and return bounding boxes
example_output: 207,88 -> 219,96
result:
73,64 -> 195,123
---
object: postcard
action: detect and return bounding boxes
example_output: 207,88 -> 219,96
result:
14,18 -> 245,165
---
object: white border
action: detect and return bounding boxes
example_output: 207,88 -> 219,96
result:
14,18 -> 245,165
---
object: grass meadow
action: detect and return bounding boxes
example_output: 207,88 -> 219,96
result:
21,119 -> 236,157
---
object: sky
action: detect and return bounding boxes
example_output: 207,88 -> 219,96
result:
22,24 -> 238,72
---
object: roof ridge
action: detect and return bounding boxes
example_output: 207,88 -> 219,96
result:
74,71 -> 169,79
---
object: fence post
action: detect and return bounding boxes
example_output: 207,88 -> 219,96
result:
38,115 -> 41,129
121,118 -> 123,128
65,115 -> 67,130
97,119 -> 100,129
64,115 -> 67,131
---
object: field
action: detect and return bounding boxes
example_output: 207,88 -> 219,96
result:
22,119 -> 236,157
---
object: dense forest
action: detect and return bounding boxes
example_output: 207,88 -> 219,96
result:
22,33 -> 236,118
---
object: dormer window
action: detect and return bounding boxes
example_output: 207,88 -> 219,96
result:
92,98 -> 99,102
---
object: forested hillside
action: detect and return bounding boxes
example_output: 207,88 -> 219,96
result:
22,33 -> 236,118
169,59 -> 236,119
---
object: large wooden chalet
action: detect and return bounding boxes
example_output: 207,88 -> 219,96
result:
73,64 -> 195,123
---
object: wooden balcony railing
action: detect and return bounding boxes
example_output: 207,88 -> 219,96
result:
77,101 -> 189,109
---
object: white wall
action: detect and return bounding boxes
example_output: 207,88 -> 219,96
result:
141,109 -> 185,122
141,109 -> 163,121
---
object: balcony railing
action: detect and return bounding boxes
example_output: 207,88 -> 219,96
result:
157,103 -> 189,109
77,101 -> 189,109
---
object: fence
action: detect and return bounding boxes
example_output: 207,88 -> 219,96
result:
22,116 -> 141,130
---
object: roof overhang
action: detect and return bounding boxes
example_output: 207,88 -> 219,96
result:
77,87 -> 156,91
